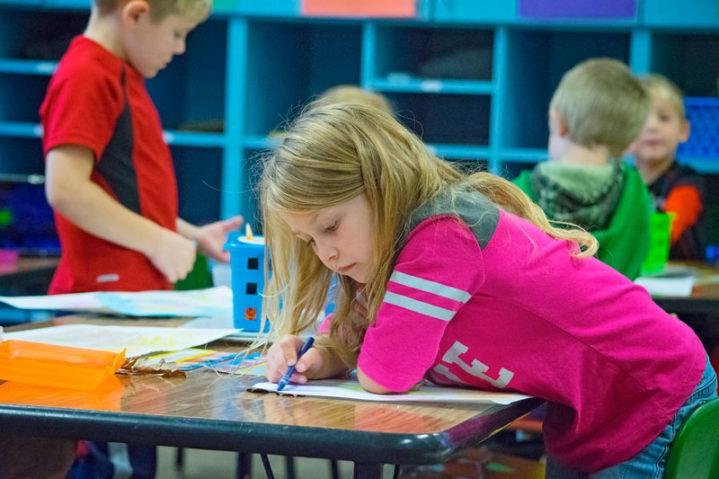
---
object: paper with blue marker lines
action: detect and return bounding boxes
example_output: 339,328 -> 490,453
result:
250,379 -> 530,404
0,286 -> 233,318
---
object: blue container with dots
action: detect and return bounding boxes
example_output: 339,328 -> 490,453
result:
678,97 -> 719,160
225,227 -> 269,333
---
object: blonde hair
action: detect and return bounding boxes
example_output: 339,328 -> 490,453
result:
94,0 -> 211,21
260,102 -> 598,366
316,85 -> 394,115
642,74 -> 686,119
550,58 -> 649,157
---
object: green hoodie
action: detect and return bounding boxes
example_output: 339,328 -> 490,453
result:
514,164 -> 651,280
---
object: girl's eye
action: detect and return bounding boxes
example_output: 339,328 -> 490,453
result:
324,221 -> 338,233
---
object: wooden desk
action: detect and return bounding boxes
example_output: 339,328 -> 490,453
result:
0,318 -> 542,478
652,262 -> 719,315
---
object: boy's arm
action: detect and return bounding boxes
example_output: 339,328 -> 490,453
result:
45,144 -> 196,283
177,216 -> 244,263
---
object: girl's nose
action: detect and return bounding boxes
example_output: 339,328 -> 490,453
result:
316,240 -> 338,266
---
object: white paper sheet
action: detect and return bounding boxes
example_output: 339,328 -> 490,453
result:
4,324 -> 238,357
0,286 -> 233,318
635,266 -> 696,297
0,292 -> 108,312
250,379 -> 531,405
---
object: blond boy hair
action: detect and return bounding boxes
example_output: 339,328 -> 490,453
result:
641,74 -> 686,119
316,85 -> 394,115
94,0 -> 211,21
550,58 -> 649,158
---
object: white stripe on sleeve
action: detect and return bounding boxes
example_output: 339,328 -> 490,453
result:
383,291 -> 455,322
389,271 -> 471,303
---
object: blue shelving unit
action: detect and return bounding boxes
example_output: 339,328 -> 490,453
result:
0,0 -> 717,226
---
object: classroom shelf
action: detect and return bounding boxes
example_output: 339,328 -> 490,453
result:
0,122 -> 42,139
649,33 -> 719,98
389,92 -> 491,146
643,0 -> 719,28
0,0 -> 717,230
243,21 -> 362,137
0,137 -> 44,175
499,148 -> 547,163
147,19 -> 228,132
369,77 -> 495,95
428,0 -> 517,23
172,146 -> 224,226
679,158 -> 719,175
162,131 -> 226,148
369,25 -> 494,82
243,135 -> 281,150
428,144 -> 491,160
0,59 -> 57,75
0,74 -> 50,123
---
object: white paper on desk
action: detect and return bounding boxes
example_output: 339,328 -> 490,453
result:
0,286 -> 233,317
635,271 -> 696,297
250,379 -> 530,405
4,324 -> 238,357
0,292 -> 109,312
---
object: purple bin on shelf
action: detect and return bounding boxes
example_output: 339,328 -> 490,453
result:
520,0 -> 636,18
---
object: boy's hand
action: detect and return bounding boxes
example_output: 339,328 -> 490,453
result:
266,335 -> 324,385
195,215 -> 244,263
148,229 -> 196,283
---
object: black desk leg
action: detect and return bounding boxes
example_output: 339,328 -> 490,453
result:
285,456 -> 296,479
330,459 -> 340,479
236,453 -> 252,479
354,462 -> 382,479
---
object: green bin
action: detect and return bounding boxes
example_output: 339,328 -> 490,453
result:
640,212 -> 674,275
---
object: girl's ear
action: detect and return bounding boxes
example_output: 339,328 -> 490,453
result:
121,0 -> 150,25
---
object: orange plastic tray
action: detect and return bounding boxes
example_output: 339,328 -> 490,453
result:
0,339 -> 125,391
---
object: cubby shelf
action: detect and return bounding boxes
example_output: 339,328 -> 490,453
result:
0,59 -> 56,75
0,122 -> 42,139
369,78 -> 495,95
0,0 -> 717,225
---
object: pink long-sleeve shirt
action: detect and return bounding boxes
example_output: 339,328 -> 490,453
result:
357,187 -> 705,472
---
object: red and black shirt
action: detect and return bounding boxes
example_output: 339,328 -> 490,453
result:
40,36 -> 177,293
648,162 -> 706,260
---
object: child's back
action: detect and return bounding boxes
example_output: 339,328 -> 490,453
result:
514,58 -> 652,279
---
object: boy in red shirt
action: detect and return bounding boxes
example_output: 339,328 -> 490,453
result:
0,1 -> 239,478
41,0 -> 241,294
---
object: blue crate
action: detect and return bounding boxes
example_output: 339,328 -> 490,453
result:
225,232 -> 269,333
678,97 -> 719,160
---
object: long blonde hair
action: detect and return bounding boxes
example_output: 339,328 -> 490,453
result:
260,102 -> 597,365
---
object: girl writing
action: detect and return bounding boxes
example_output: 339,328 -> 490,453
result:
261,102 -> 716,478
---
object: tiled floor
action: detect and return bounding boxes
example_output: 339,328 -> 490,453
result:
156,447 -> 379,479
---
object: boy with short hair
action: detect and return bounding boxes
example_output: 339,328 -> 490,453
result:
634,74 -> 706,260
1,1 -> 241,477
514,58 -> 652,280
41,0 -> 242,295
